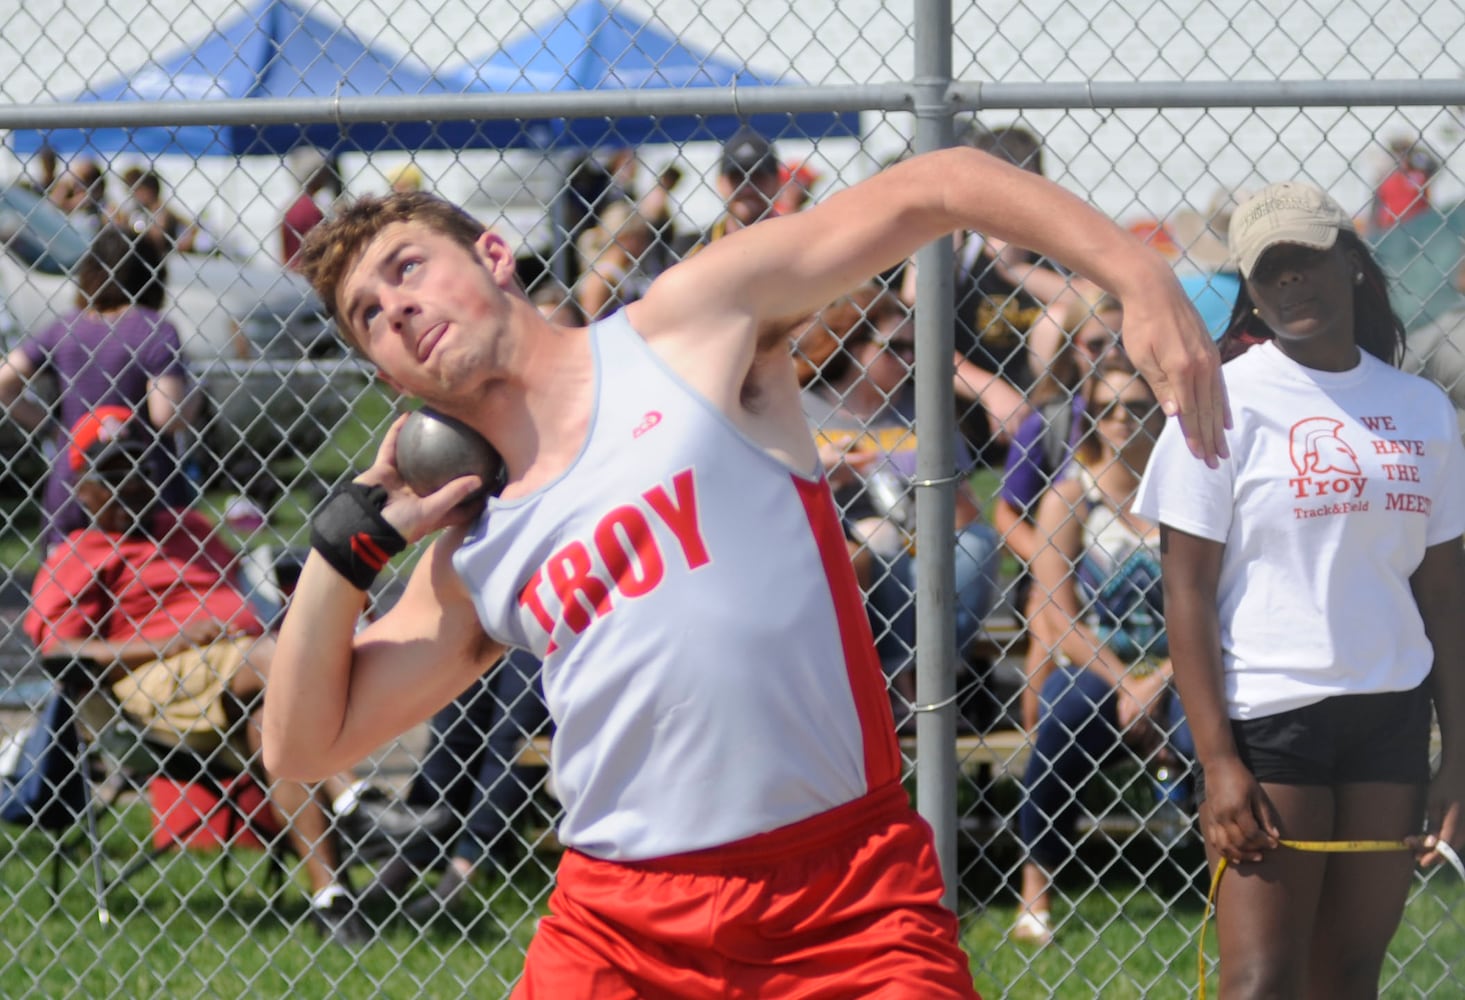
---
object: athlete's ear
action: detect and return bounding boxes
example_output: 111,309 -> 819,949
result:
474,230 -> 519,288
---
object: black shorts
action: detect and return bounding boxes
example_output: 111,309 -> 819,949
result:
1194,684 -> 1432,802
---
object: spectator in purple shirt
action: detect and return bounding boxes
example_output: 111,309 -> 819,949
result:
802,285 -> 1002,729
0,226 -> 196,549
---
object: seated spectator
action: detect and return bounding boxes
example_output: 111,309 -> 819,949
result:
897,256 -> 1032,448
362,649 -> 550,921
1373,137 -> 1439,233
1013,354 -> 1191,945
573,200 -> 660,321
958,126 -> 1080,403
993,293 -> 1123,731
557,153 -> 631,286
898,123 -> 1078,462
49,159 -> 108,236
1365,139 -> 1465,331
677,125 -> 783,253
24,410 -> 420,946
114,166 -> 208,254
0,226 -> 197,551
636,160 -> 685,271
802,286 -> 1002,727
971,231 -> 1106,399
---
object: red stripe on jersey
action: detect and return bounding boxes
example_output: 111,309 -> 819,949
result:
793,476 -> 901,790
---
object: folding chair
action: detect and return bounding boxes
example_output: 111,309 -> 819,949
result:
39,652 -> 288,926
0,667 -> 104,913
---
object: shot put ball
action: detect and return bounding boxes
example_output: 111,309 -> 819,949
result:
396,408 -> 506,498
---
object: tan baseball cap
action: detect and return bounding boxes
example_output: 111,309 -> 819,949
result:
1227,181 -> 1353,279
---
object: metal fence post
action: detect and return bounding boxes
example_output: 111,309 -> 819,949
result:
911,0 -> 961,912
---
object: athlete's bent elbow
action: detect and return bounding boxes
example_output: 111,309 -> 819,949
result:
260,726 -> 334,783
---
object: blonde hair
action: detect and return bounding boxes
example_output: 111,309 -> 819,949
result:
577,201 -> 654,268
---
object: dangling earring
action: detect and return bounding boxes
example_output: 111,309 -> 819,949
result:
1354,272 -> 1365,285
1251,307 -> 1259,317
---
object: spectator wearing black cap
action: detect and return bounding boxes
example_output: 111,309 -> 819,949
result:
681,126 -> 784,253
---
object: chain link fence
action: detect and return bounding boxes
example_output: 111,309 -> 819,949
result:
2,1 -> 1465,996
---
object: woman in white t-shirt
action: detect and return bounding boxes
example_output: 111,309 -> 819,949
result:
1135,181 -> 1465,997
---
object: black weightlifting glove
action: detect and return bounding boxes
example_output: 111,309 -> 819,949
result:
309,482 -> 407,591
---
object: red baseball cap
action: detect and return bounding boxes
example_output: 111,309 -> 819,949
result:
67,405 -> 145,475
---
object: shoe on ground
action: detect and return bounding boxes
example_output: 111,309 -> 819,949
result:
310,894 -> 372,948
359,853 -> 438,906
402,864 -> 474,924
1011,910 -> 1054,946
336,793 -> 455,862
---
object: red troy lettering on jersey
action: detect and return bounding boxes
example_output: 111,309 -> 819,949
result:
547,541 -> 615,633
518,568 -> 561,655
518,467 -> 711,652
595,505 -> 665,598
644,469 -> 710,569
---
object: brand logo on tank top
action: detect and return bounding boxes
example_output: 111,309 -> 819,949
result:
632,411 -> 663,438
517,468 -> 710,654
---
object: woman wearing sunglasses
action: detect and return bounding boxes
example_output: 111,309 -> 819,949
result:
1015,350 -> 1191,944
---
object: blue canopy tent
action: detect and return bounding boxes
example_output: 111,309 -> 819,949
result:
10,0 -> 540,157
458,0 -> 860,149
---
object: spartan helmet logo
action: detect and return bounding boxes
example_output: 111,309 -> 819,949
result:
1288,417 -> 1360,477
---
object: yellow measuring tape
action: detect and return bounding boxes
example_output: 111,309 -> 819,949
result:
1196,839 -> 1465,1000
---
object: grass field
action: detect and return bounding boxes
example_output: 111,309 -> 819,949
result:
3,399 -> 1462,996
1,803 -> 544,998
4,800 -> 1463,999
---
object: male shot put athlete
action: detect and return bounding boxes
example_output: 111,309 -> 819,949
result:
264,146 -> 1223,997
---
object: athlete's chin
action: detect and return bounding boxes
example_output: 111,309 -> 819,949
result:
425,357 -> 495,404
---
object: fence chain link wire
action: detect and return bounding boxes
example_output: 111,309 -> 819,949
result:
0,1 -> 1463,997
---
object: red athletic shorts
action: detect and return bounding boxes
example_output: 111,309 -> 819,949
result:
513,783 -> 980,999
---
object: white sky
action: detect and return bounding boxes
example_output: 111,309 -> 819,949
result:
0,0 -> 1461,262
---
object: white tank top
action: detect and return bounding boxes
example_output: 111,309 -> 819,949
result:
452,312 -> 901,860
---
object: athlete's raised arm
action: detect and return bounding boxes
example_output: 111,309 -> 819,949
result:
633,146 -> 1228,463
